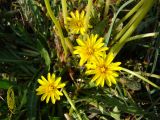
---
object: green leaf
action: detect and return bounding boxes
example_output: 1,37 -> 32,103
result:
37,41 -> 51,71
0,80 -> 13,89
49,116 -> 62,120
104,0 -> 134,45
92,19 -> 108,36
126,80 -> 141,91
110,106 -> 120,120
27,85 -> 37,120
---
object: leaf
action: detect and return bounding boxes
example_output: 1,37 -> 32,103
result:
110,106 -> 120,120
27,70 -> 41,120
19,89 -> 28,110
126,80 -> 141,91
0,80 -> 13,89
37,40 -> 51,71
49,116 -> 62,120
104,0 -> 135,45
27,86 -> 37,120
92,19 -> 108,36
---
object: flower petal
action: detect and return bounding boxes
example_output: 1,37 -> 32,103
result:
105,53 -> 114,65
80,10 -> 85,19
54,90 -> 61,100
76,10 -> 79,19
51,93 -> 56,104
47,73 -> 51,82
91,74 -> 100,82
41,76 -> 48,82
51,73 -> 56,81
38,79 -> 46,85
85,70 -> 96,75
57,83 -> 66,88
70,11 -> 75,18
41,94 -> 47,101
106,76 -> 112,86
55,77 -> 61,86
46,95 -> 50,103
76,38 -> 85,46
79,57 -> 87,66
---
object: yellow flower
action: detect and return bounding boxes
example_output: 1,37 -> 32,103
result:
66,10 -> 90,35
73,34 -> 108,66
85,53 -> 122,87
36,73 -> 66,104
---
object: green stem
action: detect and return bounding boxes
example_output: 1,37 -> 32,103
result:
61,0 -> 68,24
126,32 -> 159,42
61,1 -> 74,54
121,67 -> 160,89
151,49 -> 159,73
85,0 -> 92,32
65,38 -> 73,53
63,89 -> 82,120
135,72 -> 160,79
103,0 -> 110,18
44,0 -> 68,58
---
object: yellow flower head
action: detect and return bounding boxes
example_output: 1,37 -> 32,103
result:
36,73 -> 66,104
73,34 -> 108,66
85,53 -> 122,87
66,10 -> 89,35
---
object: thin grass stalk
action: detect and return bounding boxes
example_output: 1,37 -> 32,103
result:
135,72 -> 160,79
103,0 -> 110,18
110,0 -> 155,58
65,38 -> 73,53
61,0 -> 68,24
126,32 -> 159,42
121,67 -> 160,89
151,49 -> 159,74
84,0 -> 92,33
117,0 -> 144,26
44,0 -> 68,58
104,0 -> 134,45
63,89 -> 82,120
111,2 -> 145,45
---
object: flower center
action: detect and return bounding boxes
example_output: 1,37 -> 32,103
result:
87,47 -> 94,56
47,84 -> 55,93
100,66 -> 107,74
75,20 -> 84,28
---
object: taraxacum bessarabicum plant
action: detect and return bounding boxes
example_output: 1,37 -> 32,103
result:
34,0 -> 160,119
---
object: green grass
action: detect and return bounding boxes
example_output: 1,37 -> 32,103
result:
0,0 -> 160,119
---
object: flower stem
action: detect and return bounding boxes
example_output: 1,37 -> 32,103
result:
61,0 -> 68,24
121,67 -> 160,89
63,89 -> 82,120
61,0 -> 74,53
103,0 -> 110,18
44,0 -> 68,58
85,0 -> 92,32
65,38 -> 73,53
